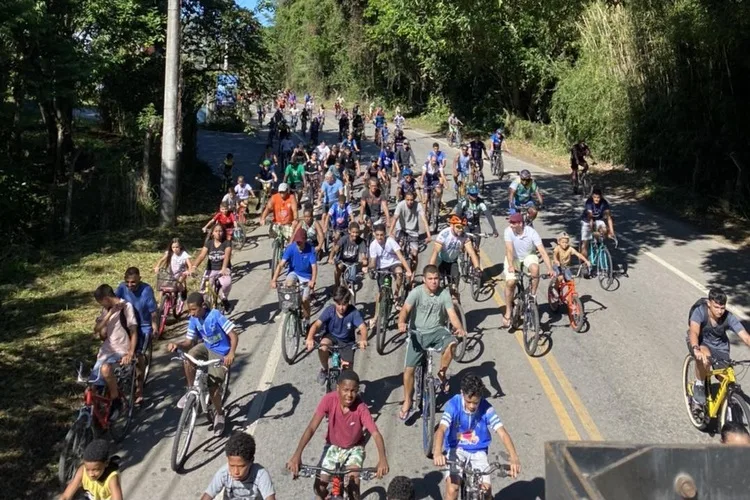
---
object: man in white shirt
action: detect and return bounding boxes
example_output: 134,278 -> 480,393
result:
502,213 -> 554,328
369,223 -> 413,316
315,141 -> 331,165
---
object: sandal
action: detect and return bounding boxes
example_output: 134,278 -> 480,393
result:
437,368 -> 450,394
134,390 -> 144,406
502,316 -> 511,329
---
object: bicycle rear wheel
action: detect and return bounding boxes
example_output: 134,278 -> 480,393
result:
522,302 -> 541,356
271,240 -> 281,274
171,393 -> 198,472
422,376 -> 437,458
568,295 -> 585,332
452,303 -> 467,362
280,311 -> 301,364
719,389 -> 750,433
597,246 -> 615,291
375,294 -> 391,355
58,417 -> 93,485
157,294 -> 171,338
232,227 -> 245,251
109,364 -> 136,442
682,355 -> 709,430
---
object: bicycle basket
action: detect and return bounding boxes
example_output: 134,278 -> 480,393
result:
156,271 -> 179,291
277,286 -> 301,311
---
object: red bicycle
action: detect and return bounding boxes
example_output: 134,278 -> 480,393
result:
548,264 -> 587,332
298,463 -> 379,499
58,361 -> 136,485
155,270 -> 186,340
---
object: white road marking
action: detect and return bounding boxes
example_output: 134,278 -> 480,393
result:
244,313 -> 284,434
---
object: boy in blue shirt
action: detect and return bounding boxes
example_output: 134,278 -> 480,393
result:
433,374 -> 520,499
323,193 -> 354,261
271,227 -> 318,325
167,292 -> 238,435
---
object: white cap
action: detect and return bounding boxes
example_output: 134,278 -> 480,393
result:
278,183 -> 289,192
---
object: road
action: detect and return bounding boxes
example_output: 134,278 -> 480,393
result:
113,112 -> 750,500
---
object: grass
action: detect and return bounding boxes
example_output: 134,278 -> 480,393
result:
0,161 -> 220,498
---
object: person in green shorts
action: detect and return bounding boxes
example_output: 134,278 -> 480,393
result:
397,264 -> 467,421
284,162 -> 305,198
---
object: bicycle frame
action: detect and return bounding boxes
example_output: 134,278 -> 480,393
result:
705,366 -> 737,419
298,463 -> 377,499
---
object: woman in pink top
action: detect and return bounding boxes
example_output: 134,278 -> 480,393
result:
287,370 -> 389,499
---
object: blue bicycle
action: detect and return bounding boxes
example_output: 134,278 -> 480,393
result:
588,233 -> 618,290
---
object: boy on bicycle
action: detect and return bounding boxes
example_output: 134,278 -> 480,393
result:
167,292 -> 239,436
433,374 -> 520,500
332,221 -> 368,289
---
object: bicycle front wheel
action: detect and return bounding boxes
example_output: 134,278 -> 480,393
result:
682,354 -> 709,430
470,271 -> 482,301
58,417 -> 93,485
522,302 -> 541,356
422,376 -> 437,458
143,335 -> 154,386
597,246 -> 615,291
452,303 -> 467,362
232,228 -> 245,251
157,294 -> 170,338
110,365 -> 136,442
719,389 -> 750,433
280,311 -> 301,364
375,294 -> 391,355
568,295 -> 585,332
171,393 -> 198,472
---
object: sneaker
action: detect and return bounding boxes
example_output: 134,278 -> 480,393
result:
222,299 -> 233,315
692,382 -> 706,405
177,393 -> 189,409
213,414 -> 226,435
317,369 -> 328,385
109,398 -> 123,420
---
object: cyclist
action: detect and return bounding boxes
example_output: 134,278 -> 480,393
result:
393,128 -> 406,151
271,228 -> 318,327
570,140 -> 594,193
447,113 -> 463,144
323,193 -> 354,261
92,284 -> 137,419
396,139 -> 416,171
279,134 -> 294,166
300,106 -> 310,136
393,111 -> 405,132
488,128 -> 509,164
202,432 -> 276,500
369,223 -> 414,321
379,142 -> 399,180
398,168 -> 419,203
508,169 -> 543,223
338,109 -> 350,142
433,374 -> 521,500
468,135 -> 490,176
259,145 -> 278,171
259,182 -> 298,243
234,176 -> 254,220
352,112 -> 365,142
579,188 -> 615,258
420,155 -> 446,215
292,206 -> 325,258
255,160 -> 278,211
390,190 -> 432,273
222,186 -> 238,214
341,132 -> 360,156
339,145 -> 359,194
502,213 -> 554,329
452,185 -> 498,249
167,291 -> 239,436
429,215 -> 482,296
315,140 -> 331,165
222,153 -> 234,189
306,286 -> 368,381
397,264 -> 467,420
60,439 -> 123,500
286,370 -> 389,500
364,156 -> 390,192
115,267 -> 158,405
284,162 -> 306,201
453,144 -> 472,194
319,171 -> 343,214
427,142 -> 447,169
291,142 -> 309,165
310,116 -> 320,144
552,232 -> 590,285
360,177 -> 391,240
374,110 -> 386,144
202,202 -> 239,241
193,224 -> 234,313
688,288 -> 750,406
153,237 -> 193,301
289,106 -> 299,132
332,221 -> 369,289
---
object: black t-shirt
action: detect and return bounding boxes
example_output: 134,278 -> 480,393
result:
366,163 -> 380,178
340,155 -> 356,171
469,140 -> 485,161
339,116 -> 349,128
336,234 -> 366,263
205,240 -> 231,271
397,147 -> 414,167
353,115 -> 363,128
326,153 -> 337,167
291,149 -> 307,164
305,160 -> 321,174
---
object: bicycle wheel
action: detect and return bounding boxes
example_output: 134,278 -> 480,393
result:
470,271 -> 482,302
682,355 -> 709,430
270,240 -> 280,274
143,334 -> 154,386
568,295 -> 585,332
497,154 -> 505,179
547,282 -> 560,313
719,389 -> 750,433
581,173 -> 591,197
522,302 -> 541,356
597,246 -> 615,291
280,311 -> 300,364
430,198 -> 439,233
171,393 -> 198,472
232,227 -> 245,251
157,294 -> 170,338
58,417 -> 93,484
452,303 -> 467,362
110,364 -> 136,442
422,376 -> 437,458
375,294 -> 391,355
220,367 -> 231,404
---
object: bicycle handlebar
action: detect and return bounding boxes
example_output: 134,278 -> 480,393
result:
444,460 -> 509,477
172,349 -> 224,368
298,464 -> 378,480
313,342 -> 358,352
465,232 -> 493,239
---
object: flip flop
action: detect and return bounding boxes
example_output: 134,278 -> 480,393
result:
502,317 -> 511,329
437,369 -> 450,393
398,407 -> 414,422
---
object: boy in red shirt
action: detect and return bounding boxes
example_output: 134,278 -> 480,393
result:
202,202 -> 239,240
287,370 -> 389,499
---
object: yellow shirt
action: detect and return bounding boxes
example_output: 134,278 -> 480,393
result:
554,246 -> 574,267
81,469 -> 118,500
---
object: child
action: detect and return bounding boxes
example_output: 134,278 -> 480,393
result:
222,186 -> 238,214
202,203 -> 239,241
201,432 -> 276,500
153,238 -> 193,300
553,232 -> 590,283
59,439 -> 123,500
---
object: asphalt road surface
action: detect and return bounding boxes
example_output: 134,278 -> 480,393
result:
110,110 -> 750,500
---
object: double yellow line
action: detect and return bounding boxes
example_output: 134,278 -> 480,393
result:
479,251 -> 603,441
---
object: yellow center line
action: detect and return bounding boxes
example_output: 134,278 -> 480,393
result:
479,250 -> 581,440
545,355 -> 603,440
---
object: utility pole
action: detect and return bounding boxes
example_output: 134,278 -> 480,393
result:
159,0 -> 181,226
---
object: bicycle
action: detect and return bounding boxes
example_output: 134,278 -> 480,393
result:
231,224 -> 246,251
490,150 -> 504,179
155,270 -> 186,340
341,262 -> 361,305
200,271 -> 226,313
297,463 -> 379,500
304,172 -> 320,206
587,231 -> 617,290
270,226 -> 288,275
683,355 -> 750,433
315,341 -> 358,393
459,232 -> 491,302
447,127 -> 462,148
170,349 -> 230,472
58,360 -> 136,484
256,178 -> 273,213
444,459 -> 510,500
547,264 -> 587,332
437,272 -> 467,362
372,270 -> 397,355
408,329 -> 462,457
509,263 -> 548,356
398,233 -> 420,274
277,282 -> 305,364
424,184 -> 442,234
572,165 -> 594,196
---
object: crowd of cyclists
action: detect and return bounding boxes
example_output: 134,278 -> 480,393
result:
61,89 -> 750,500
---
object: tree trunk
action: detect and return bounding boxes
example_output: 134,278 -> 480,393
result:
63,150 -> 82,237
39,100 -> 58,174
141,127 -> 153,203
10,83 -> 24,159
53,98 -> 75,181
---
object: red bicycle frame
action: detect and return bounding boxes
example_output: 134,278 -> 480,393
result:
550,275 -> 584,331
83,385 -> 115,430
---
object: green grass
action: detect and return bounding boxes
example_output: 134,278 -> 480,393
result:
0,163 -> 220,498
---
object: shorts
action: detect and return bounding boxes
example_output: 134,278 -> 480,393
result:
270,223 -> 294,241
443,448 -> 491,486
286,272 -> 313,301
438,261 -> 460,284
552,265 -> 573,282
503,254 -> 540,282
319,444 -> 365,473
321,334 -> 356,367
685,337 -> 730,364
581,220 -> 606,241
188,342 -> 227,385
405,327 -> 454,367
396,229 -> 419,253
571,159 -> 588,171
508,200 -> 535,215
92,353 -> 124,385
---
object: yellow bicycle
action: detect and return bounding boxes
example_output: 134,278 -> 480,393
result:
682,354 -> 750,431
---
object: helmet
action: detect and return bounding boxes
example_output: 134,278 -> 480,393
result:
467,185 -> 479,196
402,168 -> 413,177
520,169 -> 531,180
448,214 -> 464,226
262,159 -> 271,167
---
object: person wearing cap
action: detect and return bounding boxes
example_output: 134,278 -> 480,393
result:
271,227 -> 318,325
508,169 -> 543,223
396,138 -> 416,171
502,212 -> 554,328
452,185 -> 498,249
398,168 -> 419,203
429,215 -> 482,296
259,182 -> 298,243
553,232 -> 590,285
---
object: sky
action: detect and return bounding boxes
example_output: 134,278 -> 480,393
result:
236,0 -> 273,26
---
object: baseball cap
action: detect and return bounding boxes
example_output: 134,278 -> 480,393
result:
293,228 -> 306,243
509,213 -> 524,224
278,183 -> 289,192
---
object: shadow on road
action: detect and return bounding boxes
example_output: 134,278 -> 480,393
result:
243,382 -> 303,429
495,476 -> 545,499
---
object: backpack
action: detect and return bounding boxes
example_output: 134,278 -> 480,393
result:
688,298 -> 707,326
